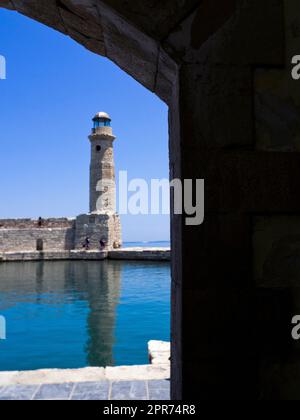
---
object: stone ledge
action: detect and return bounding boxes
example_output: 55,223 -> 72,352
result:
0,365 -> 170,386
0,250 -> 108,262
148,341 -> 171,366
108,248 -> 171,261
105,364 -> 170,381
0,367 -> 105,386
0,248 -> 170,262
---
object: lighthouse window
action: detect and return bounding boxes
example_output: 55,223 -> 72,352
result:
93,120 -> 111,129
96,145 -> 101,152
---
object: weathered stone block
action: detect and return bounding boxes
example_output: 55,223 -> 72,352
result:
165,0 -> 284,66
180,64 -> 253,149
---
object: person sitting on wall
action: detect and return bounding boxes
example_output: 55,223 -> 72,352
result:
100,239 -> 106,251
83,237 -> 90,251
38,217 -> 43,228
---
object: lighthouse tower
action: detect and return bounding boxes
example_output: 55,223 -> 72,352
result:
89,112 -> 116,214
74,112 -> 122,250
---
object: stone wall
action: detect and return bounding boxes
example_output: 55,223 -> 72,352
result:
74,213 -> 122,250
109,214 -> 122,249
0,215 -> 122,252
74,214 -> 110,250
0,218 -> 74,229
0,218 -> 76,252
0,228 -> 75,252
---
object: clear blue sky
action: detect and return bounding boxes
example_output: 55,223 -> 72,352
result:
0,9 -> 170,242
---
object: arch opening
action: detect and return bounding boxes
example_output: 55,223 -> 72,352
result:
0,3 -> 179,399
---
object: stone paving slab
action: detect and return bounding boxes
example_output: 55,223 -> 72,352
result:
0,385 -> 39,401
148,380 -> 171,401
71,381 -> 110,400
0,380 -> 170,401
111,381 -> 148,400
34,383 -> 74,400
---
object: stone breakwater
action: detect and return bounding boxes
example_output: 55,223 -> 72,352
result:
0,215 -> 122,253
108,248 -> 171,261
0,248 -> 170,262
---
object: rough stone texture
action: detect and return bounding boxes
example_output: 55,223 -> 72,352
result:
0,228 -> 74,253
0,218 -> 75,252
0,250 -> 108,261
255,0 -> 300,152
108,214 -> 122,249
89,124 -> 116,215
0,0 -> 179,103
0,214 -> 121,252
0,248 -> 169,262
109,248 -> 170,261
1,0 -> 300,401
148,341 -> 171,366
105,365 -> 170,381
0,218 -> 74,229
0,365 -> 170,387
74,213 -> 108,250
74,213 -> 122,250
0,368 -> 105,386
100,0 -> 200,41
164,0 -> 284,66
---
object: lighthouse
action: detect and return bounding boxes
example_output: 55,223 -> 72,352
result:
89,112 -> 116,214
74,112 -> 122,250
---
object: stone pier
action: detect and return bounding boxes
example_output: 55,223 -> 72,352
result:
0,247 -> 170,262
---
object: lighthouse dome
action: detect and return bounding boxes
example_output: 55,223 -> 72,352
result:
93,112 -> 111,121
92,112 -> 112,129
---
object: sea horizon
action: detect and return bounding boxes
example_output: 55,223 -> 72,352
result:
123,240 -> 170,248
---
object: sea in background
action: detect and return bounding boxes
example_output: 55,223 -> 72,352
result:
0,258 -> 170,371
123,241 -> 170,248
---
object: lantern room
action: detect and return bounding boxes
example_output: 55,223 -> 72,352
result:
92,112 -> 111,129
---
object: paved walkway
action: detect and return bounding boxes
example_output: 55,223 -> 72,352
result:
0,379 -> 170,400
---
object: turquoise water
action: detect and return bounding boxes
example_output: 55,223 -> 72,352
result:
0,260 -> 170,371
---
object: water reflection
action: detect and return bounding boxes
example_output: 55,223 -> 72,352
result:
84,262 -> 122,367
0,260 -> 170,371
0,261 -> 121,370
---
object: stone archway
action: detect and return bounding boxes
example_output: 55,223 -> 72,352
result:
0,0 -> 182,398
2,0 -> 298,401
0,0 -> 178,103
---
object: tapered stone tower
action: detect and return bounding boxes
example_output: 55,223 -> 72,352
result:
89,112 -> 116,214
74,112 -> 122,250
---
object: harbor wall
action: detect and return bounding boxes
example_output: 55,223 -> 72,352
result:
0,219 -> 75,252
0,215 -> 122,253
